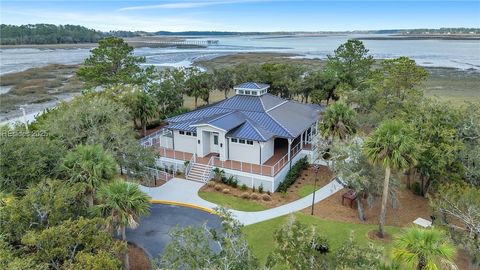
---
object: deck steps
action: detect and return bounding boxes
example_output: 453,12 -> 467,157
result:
186,163 -> 212,182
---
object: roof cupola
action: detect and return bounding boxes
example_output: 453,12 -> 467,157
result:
234,82 -> 270,96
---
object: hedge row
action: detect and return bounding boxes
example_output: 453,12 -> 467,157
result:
276,156 -> 309,193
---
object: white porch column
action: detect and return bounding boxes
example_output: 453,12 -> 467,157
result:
288,138 -> 292,169
300,131 -> 304,148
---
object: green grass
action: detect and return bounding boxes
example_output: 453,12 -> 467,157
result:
242,212 -> 402,265
198,190 -> 268,212
297,184 -> 322,197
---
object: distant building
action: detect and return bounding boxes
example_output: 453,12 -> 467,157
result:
141,82 -> 324,192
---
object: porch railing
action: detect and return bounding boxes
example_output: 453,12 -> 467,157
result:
146,167 -> 173,182
151,140 -> 309,177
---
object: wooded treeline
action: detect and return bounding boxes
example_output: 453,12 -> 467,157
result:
0,24 -> 148,45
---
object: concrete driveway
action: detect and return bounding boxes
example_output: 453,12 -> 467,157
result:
140,178 -> 343,226
126,203 -> 221,259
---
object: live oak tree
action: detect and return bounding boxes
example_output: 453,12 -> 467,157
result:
38,96 -> 156,179
401,98 -> 463,196
0,127 -> 66,194
185,67 -> 213,108
21,217 -> 124,270
430,183 -> 480,264
363,120 -> 418,238
332,141 -> 396,222
213,67 -> 235,99
0,179 -> 87,244
77,37 -> 145,88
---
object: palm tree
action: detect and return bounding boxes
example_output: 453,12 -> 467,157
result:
393,227 -> 457,270
363,120 -> 418,237
320,101 -> 357,144
61,144 -> 117,207
94,180 -> 150,270
131,90 -> 157,137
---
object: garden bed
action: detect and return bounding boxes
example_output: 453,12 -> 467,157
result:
301,186 -> 431,227
198,165 -> 334,210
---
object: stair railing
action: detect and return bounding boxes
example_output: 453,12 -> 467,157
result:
185,154 -> 196,177
200,156 -> 215,182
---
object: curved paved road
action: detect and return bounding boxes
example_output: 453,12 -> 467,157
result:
126,203 -> 222,259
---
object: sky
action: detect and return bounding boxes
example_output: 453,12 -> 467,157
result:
1,1 -> 479,32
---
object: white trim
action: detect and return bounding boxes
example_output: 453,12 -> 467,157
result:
189,123 -> 227,132
266,100 -> 288,113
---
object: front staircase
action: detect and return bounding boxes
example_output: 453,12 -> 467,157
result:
186,162 -> 213,182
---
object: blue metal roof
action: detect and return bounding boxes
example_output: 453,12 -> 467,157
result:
234,82 -> 270,90
217,95 -> 265,112
165,88 -> 321,141
227,120 -> 274,141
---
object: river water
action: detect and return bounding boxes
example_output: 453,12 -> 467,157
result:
0,34 -> 479,125
1,34 -> 479,75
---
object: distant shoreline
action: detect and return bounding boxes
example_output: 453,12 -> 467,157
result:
357,34 -> 480,41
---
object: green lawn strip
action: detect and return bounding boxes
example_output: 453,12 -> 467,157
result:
297,184 -> 322,197
198,191 -> 268,212
242,212 -> 402,265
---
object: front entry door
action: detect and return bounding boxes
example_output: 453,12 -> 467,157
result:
211,133 -> 219,153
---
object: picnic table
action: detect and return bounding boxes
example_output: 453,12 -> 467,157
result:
342,189 -> 357,208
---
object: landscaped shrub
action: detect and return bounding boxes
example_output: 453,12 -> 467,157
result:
411,182 -> 422,196
214,184 -> 223,191
222,188 -> 230,194
266,190 -> 271,196
221,175 -> 239,188
212,167 -> 225,182
262,194 -> 272,201
252,186 -> 256,193
240,192 -> 250,199
258,184 -> 264,194
250,193 -> 259,200
207,181 -> 216,187
240,184 -> 247,191
276,156 -> 309,193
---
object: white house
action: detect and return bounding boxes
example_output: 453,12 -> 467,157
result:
141,82 -> 324,192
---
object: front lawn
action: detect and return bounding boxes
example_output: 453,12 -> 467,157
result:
242,212 -> 402,265
297,184 -> 322,197
198,190 -> 268,211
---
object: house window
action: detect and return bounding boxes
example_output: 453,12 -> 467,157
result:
186,132 -> 192,136
231,138 -> 237,143
239,90 -> 244,94
193,132 -> 197,137
179,131 -> 185,135
247,140 -> 253,145
245,91 -> 251,95
239,139 -> 245,144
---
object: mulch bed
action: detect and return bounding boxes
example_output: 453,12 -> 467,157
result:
200,165 -> 334,209
301,186 -> 431,227
129,244 -> 152,270
368,230 -> 393,244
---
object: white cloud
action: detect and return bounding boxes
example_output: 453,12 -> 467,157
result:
117,0 -> 266,11
1,8 -> 217,32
